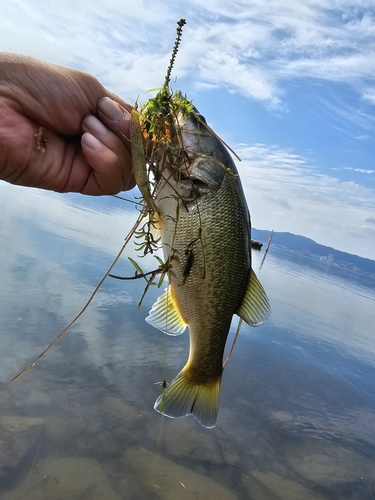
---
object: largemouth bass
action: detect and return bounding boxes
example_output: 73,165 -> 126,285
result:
144,99 -> 271,428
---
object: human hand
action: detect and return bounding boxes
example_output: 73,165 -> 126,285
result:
0,52 -> 135,195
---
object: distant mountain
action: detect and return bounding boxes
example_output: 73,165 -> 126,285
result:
252,229 -> 375,275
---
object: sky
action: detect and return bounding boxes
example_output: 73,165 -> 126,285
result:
1,0 -> 375,259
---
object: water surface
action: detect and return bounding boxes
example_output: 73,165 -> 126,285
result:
1,182 -> 375,499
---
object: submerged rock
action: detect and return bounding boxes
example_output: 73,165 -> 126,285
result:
121,447 -> 237,500
160,420 -> 240,466
103,395 -> 146,423
251,471 -> 323,500
286,441 -> 375,485
0,457 -> 121,500
44,413 -> 86,445
241,472 -> 284,500
0,415 -> 44,474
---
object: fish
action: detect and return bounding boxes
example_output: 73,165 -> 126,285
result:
145,97 -> 271,428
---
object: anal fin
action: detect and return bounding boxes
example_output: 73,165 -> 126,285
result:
146,286 -> 187,335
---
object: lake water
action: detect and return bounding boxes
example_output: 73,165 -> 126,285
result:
1,182 -> 375,500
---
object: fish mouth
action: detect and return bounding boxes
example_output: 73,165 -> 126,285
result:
172,171 -> 211,204
177,171 -> 210,190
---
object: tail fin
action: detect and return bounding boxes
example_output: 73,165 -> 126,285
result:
154,368 -> 221,428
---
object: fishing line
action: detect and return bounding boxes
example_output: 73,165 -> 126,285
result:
223,318 -> 243,368
20,328 -> 80,500
148,408 -> 165,489
111,194 -> 140,205
17,192 -> 154,497
259,230 -> 273,271
0,211 -> 144,394
18,198 -> 138,497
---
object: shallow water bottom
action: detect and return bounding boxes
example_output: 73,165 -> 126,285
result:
1,346 -> 375,500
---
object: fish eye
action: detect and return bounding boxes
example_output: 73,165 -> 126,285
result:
195,112 -> 207,124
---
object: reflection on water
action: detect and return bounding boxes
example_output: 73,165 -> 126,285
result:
1,182 -> 375,499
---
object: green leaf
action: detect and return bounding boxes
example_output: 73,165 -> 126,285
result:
147,87 -> 162,93
128,257 -> 144,275
155,255 -> 165,266
158,272 -> 166,288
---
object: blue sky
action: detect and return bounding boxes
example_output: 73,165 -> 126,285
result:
1,0 -> 375,259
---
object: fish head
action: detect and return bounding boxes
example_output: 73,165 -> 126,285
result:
155,92 -> 238,205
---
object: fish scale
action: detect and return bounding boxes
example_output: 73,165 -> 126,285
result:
167,184 -> 250,379
146,100 -> 271,428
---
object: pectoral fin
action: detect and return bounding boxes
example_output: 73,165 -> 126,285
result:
237,269 -> 271,326
146,286 -> 187,335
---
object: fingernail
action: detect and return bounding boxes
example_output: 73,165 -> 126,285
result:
82,132 -> 103,151
98,97 -> 126,121
84,115 -> 108,136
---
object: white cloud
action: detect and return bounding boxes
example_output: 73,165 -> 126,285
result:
363,88 -> 375,105
355,135 -> 370,140
1,0 -> 375,105
354,168 -> 375,173
1,1 -> 375,259
236,144 -> 375,259
197,49 -> 281,106
266,196 -> 293,209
